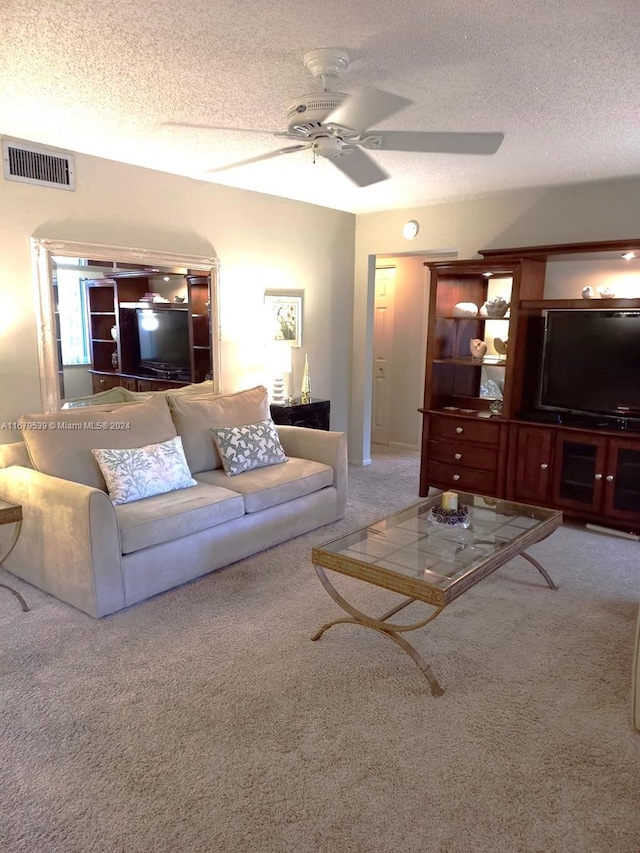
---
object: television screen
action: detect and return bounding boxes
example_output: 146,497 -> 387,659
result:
540,310 -> 640,417
136,308 -> 190,374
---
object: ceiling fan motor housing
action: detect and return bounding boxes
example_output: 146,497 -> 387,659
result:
285,93 -> 349,138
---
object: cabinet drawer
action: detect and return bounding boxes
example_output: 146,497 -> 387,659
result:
426,461 -> 497,494
430,415 -> 501,445
428,439 -> 498,471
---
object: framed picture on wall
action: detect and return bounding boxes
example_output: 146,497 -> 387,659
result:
264,291 -> 303,346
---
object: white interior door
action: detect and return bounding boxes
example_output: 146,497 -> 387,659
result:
371,266 -> 396,445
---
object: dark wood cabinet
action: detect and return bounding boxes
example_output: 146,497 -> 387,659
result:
419,254 -> 545,499
419,238 -> 640,533
86,271 -> 213,393
52,278 -> 65,398
422,411 -> 506,496
270,399 -> 330,430
508,423 -> 554,505
552,430 -> 640,527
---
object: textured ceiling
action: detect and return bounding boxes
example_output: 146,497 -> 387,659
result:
1,0 -> 639,214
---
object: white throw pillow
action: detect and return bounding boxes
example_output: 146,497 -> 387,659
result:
92,436 -> 197,505
210,419 -> 288,476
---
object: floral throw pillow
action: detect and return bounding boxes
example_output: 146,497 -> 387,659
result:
92,436 -> 197,505
210,419 -> 288,477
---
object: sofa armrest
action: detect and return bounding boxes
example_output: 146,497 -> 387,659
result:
0,466 -> 124,617
276,426 -> 347,519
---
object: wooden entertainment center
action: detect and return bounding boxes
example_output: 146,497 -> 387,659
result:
86,270 -> 213,394
419,239 -> 640,534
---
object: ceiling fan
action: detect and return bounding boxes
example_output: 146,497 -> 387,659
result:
175,48 -> 505,188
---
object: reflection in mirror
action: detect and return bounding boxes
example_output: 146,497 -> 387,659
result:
32,238 -> 221,412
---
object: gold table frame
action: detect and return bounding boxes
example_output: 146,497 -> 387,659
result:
311,495 -> 561,696
0,499 -> 28,612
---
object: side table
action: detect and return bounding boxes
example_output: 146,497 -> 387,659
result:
270,398 -> 330,430
0,498 -> 29,612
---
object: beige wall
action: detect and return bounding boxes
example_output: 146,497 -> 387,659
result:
351,178 -> 640,464
0,149 -> 355,442
3,151 -> 639,462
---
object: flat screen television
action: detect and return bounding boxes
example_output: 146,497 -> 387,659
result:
136,308 -> 191,377
539,310 -> 640,418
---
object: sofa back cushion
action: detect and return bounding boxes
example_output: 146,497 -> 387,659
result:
167,385 -> 270,474
19,395 -> 177,490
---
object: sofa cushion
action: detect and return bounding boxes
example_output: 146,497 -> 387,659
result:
210,419 -> 288,476
115,482 -> 245,555
19,394 -> 177,490
122,380 -> 217,403
167,385 -> 270,474
92,435 -> 197,505
195,456 -> 333,513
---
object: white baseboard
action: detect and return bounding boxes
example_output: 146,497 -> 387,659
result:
388,441 -> 420,452
585,523 -> 640,541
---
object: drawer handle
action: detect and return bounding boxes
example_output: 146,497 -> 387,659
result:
454,453 -> 462,460
455,426 -> 464,434
606,474 -> 614,482
594,473 -> 603,481
540,463 -> 548,470
452,474 -> 461,482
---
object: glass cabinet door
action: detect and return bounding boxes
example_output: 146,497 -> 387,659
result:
604,440 -> 640,520
552,432 -> 607,512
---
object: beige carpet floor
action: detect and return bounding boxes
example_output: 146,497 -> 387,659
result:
1,447 -> 639,853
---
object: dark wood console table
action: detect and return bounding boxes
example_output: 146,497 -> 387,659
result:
270,399 -> 330,430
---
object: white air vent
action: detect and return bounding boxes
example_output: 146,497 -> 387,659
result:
2,140 -> 75,190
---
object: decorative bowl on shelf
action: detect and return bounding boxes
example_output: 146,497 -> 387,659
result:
452,302 -> 479,317
597,285 -> 617,299
480,296 -> 510,318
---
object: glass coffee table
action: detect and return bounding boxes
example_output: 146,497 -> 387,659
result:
311,493 -> 562,696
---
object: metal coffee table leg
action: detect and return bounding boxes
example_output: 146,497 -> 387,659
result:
311,565 -> 446,696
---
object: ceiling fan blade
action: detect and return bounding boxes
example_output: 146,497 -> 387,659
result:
359,131 -> 505,155
330,146 -> 389,187
206,144 -> 309,174
326,88 -> 413,135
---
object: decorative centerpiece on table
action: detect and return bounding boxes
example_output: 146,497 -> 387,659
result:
429,491 -> 470,527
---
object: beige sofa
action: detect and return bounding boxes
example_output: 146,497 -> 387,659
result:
0,386 -> 347,618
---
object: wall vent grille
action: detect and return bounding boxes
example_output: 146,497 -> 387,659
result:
2,140 -> 76,190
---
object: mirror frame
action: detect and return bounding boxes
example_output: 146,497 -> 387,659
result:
31,237 -> 222,412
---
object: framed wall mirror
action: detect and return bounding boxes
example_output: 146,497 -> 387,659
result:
31,238 -> 222,412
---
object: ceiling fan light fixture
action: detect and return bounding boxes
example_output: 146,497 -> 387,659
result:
622,251 -> 636,260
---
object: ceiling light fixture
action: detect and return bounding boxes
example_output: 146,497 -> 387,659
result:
482,271 -> 493,278
621,251 -> 636,261
402,220 -> 419,240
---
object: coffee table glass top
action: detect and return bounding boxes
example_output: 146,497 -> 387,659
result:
312,493 -> 562,605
